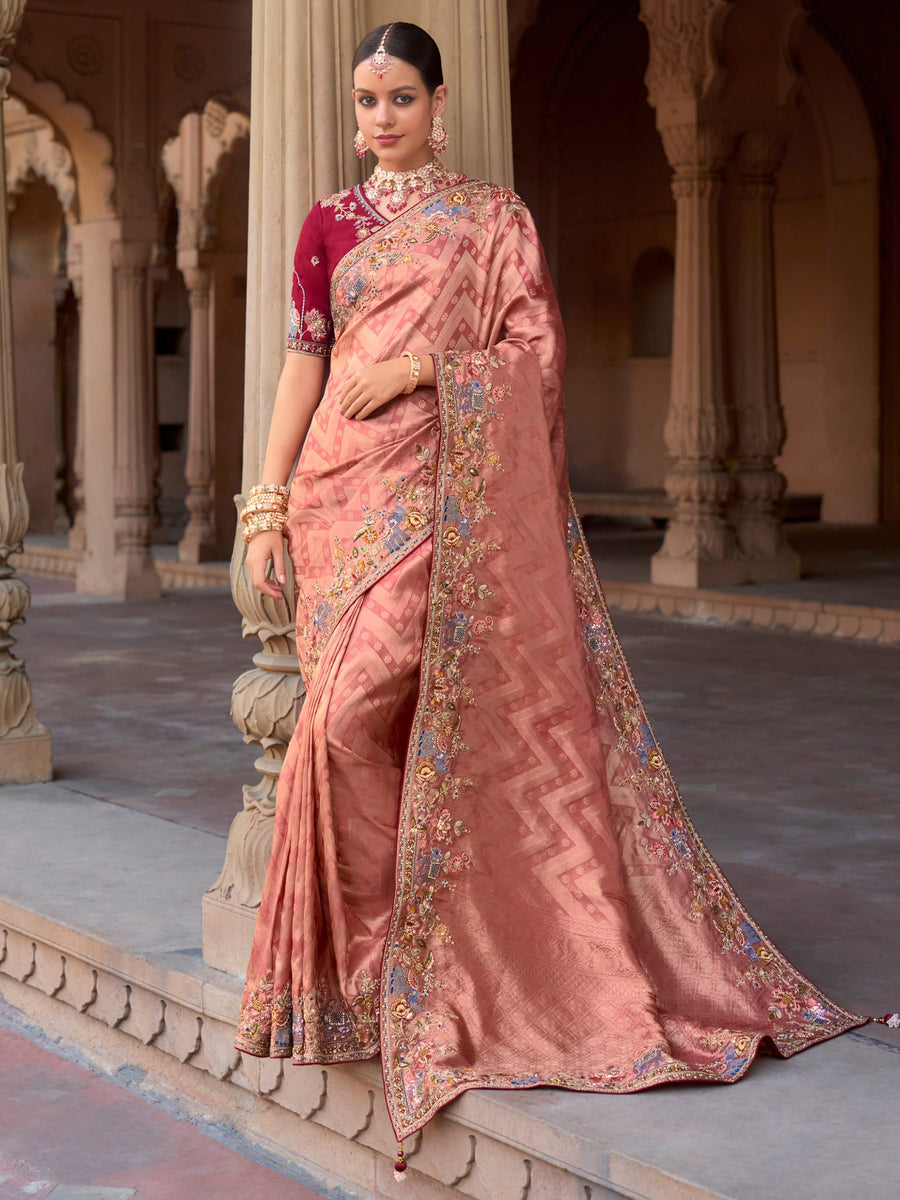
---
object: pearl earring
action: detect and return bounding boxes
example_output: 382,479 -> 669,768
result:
427,115 -> 448,154
354,129 -> 368,159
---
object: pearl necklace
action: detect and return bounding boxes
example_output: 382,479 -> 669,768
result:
363,158 -> 463,215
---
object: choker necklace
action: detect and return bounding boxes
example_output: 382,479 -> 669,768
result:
363,158 -> 463,215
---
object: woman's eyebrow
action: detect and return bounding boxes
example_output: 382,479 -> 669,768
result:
354,85 -> 419,96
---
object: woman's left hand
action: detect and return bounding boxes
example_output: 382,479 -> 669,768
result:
338,357 -> 410,420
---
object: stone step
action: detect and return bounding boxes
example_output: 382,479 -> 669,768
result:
13,542 -> 230,589
0,784 -> 897,1200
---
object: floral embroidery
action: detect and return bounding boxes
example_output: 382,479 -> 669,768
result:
287,271 -> 333,357
296,463 -> 436,681
320,184 -> 385,242
236,971 -> 380,1063
330,180 -> 513,337
381,349 -> 508,1126
304,307 -> 329,342
565,505 -> 856,1051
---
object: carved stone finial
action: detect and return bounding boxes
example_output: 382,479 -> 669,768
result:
0,1 -> 27,58
202,500 -> 306,974
0,463 -> 52,777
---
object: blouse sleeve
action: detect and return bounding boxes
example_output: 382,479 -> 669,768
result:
286,202 -> 334,356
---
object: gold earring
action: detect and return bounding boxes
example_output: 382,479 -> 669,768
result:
427,115 -> 448,154
354,129 -> 368,158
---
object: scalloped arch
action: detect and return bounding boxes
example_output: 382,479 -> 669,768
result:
9,61 -> 115,221
161,100 -> 250,253
5,95 -> 77,221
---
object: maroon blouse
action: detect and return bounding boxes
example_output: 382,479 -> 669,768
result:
287,185 -> 392,356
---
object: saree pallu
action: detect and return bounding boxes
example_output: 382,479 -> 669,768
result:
236,180 -> 866,1141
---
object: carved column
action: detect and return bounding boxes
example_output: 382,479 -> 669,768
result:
640,0 -> 748,587
65,233 -> 86,551
161,103 -> 250,563
202,0 -> 358,975
0,0 -> 52,782
650,120 -> 742,586
731,131 -> 799,580
178,265 -> 216,562
108,240 -> 160,601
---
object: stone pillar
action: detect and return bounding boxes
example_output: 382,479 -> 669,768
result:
178,265 -> 216,562
202,0 -> 359,976
0,0 -> 52,783
362,0 -> 514,186
730,131 -> 799,580
162,103 -> 250,564
650,119 -> 742,587
65,230 -> 86,551
107,239 -> 160,601
73,220 -> 161,600
640,0 -> 747,588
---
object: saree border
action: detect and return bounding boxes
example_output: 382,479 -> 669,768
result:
294,519 -> 433,685
376,354 -> 868,1145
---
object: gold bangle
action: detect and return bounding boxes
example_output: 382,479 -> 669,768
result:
247,483 -> 289,500
242,520 -> 286,545
240,492 -> 289,523
401,351 -> 421,395
243,511 -> 287,528
240,502 -> 288,523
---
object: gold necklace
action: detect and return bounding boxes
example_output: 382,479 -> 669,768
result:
363,157 -> 462,215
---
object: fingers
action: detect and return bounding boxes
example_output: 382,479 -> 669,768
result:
247,538 -> 287,596
339,378 -> 365,414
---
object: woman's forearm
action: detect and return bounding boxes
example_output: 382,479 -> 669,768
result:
260,352 -> 327,484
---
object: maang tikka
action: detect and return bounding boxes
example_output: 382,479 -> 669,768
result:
368,23 -> 395,78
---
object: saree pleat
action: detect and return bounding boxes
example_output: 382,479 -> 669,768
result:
236,178 -> 868,1143
236,541 -> 432,1063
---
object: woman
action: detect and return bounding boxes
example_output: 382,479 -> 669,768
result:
234,21 -> 894,1181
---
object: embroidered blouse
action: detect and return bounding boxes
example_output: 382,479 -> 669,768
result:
286,184 -> 393,356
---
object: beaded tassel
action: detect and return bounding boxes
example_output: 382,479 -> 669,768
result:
871,1012 -> 900,1028
393,1140 -> 407,1182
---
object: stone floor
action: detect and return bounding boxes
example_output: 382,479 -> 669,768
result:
1,572 -> 899,1198
0,1020 -> 333,1200
585,520 -> 900,610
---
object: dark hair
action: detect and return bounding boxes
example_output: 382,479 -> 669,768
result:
352,22 -> 443,93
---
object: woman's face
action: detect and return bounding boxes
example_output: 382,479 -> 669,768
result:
352,58 -> 447,171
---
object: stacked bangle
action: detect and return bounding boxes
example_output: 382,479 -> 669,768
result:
401,351 -> 421,395
240,483 -> 290,544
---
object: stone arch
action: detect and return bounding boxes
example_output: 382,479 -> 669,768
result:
9,61 -> 115,222
161,100 -> 250,254
631,247 -> 674,358
5,96 -> 77,223
778,23 -> 880,523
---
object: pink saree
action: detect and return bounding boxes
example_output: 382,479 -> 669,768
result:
235,178 -> 866,1142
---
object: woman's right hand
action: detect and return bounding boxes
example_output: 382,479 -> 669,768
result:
246,530 -> 288,599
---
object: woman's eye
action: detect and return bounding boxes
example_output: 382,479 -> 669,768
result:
358,96 -> 375,107
395,95 -> 413,105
